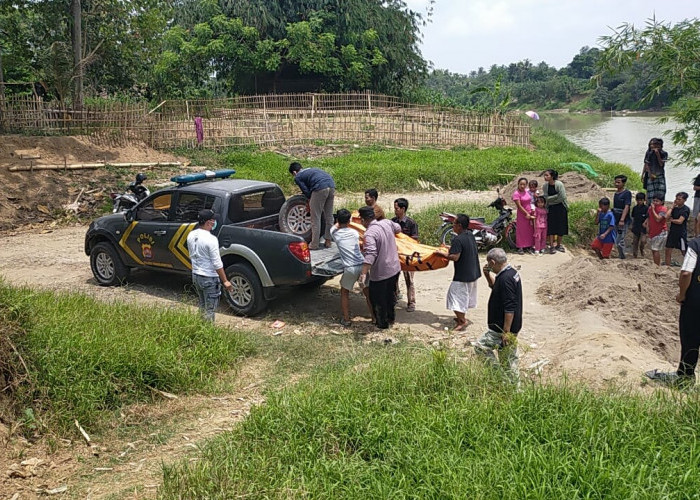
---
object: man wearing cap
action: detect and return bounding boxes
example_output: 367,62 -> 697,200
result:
358,205 -> 402,329
186,209 -> 233,321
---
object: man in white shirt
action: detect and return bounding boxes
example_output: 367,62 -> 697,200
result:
186,209 -> 233,321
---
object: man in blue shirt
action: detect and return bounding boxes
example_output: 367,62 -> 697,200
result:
288,162 -> 336,250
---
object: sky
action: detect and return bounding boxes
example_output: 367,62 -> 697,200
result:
404,0 -> 699,74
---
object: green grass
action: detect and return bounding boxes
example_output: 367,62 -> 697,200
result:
0,282 -> 253,434
160,349 -> 700,499
178,128 -> 640,195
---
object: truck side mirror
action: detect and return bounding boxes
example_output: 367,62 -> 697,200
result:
124,209 -> 135,222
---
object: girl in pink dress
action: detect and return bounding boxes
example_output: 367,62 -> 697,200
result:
511,178 -> 535,254
533,196 -> 548,254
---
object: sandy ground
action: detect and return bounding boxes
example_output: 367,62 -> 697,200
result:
0,223 -> 682,387
0,137 -> 688,497
0,223 -> 687,499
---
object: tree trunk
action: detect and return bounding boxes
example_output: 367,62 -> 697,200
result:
0,42 -> 5,132
71,0 -> 83,112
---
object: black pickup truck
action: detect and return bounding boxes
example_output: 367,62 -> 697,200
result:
84,171 -> 341,316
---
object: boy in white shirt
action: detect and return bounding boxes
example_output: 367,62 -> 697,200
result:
330,209 -> 374,327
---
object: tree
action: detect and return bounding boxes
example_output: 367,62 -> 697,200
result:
598,18 -> 700,165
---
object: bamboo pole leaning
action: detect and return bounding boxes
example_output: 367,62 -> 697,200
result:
8,161 -> 183,172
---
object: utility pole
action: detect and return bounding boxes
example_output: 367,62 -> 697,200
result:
71,0 -> 83,112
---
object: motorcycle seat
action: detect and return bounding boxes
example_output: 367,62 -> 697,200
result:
472,217 -> 486,223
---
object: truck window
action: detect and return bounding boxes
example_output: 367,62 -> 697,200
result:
229,187 -> 285,223
136,193 -> 172,221
172,193 -> 216,223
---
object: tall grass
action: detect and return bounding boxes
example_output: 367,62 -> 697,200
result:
178,128 -> 640,195
0,282 -> 252,433
161,350 -> 700,499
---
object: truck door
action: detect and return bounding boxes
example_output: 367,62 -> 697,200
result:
166,192 -> 218,271
119,191 -> 181,269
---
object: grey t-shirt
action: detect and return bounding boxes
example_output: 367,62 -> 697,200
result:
330,226 -> 364,268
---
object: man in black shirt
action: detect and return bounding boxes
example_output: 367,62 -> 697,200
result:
646,235 -> 700,388
474,247 -> 523,383
435,214 -> 481,331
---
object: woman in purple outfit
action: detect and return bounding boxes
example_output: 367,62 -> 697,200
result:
511,177 -> 535,254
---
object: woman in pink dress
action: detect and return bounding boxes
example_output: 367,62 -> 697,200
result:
511,177 -> 535,254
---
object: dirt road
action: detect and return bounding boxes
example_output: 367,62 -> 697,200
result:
0,223 -> 678,385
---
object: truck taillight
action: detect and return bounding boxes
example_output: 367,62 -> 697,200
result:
288,241 -> 310,263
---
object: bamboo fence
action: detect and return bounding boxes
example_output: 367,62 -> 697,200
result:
0,92 -> 530,150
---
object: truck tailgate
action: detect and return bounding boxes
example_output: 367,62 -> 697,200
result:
310,245 -> 344,277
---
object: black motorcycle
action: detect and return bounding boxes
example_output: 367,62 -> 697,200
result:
111,173 -> 150,213
438,191 -> 516,249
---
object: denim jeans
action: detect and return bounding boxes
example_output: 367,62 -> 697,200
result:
193,274 -> 221,322
616,221 -> 630,259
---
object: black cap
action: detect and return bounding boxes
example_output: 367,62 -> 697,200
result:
198,209 -> 216,224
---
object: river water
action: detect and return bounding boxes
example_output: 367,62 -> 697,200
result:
540,112 -> 697,202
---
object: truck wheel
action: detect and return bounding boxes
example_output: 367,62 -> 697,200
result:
223,263 -> 267,316
279,194 -> 313,241
90,242 -> 130,286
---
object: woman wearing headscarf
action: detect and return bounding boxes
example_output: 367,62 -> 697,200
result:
543,169 -> 568,253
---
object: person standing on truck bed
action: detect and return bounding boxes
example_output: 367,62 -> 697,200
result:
288,162 -> 336,250
186,209 -> 233,322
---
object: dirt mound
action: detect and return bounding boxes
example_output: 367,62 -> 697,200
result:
0,135 -> 187,231
538,256 -> 679,362
0,135 -> 180,167
502,170 -> 608,204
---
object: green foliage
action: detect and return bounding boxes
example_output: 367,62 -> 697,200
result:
0,281 -> 252,434
599,17 -> 700,165
180,129 -> 638,197
425,45 -> 671,112
161,350 -> 700,498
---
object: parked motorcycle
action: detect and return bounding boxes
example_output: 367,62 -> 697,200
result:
111,173 -> 150,213
438,191 -> 516,249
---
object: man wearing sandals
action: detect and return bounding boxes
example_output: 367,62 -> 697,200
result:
435,214 -> 481,331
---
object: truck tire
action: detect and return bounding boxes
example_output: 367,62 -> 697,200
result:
279,194 -> 313,242
223,263 -> 267,316
90,242 -> 130,286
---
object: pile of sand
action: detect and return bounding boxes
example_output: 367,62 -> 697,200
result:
0,135 -> 187,230
502,170 -> 608,203
0,135 -> 181,167
537,256 -> 680,362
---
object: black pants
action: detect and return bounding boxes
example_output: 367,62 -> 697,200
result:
369,273 -> 400,329
677,303 -> 700,377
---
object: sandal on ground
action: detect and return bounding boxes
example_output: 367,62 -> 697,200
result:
517,248 -> 524,255
556,245 -> 565,253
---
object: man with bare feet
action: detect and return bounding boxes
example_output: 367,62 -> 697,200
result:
475,248 -> 523,383
436,214 -> 480,331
